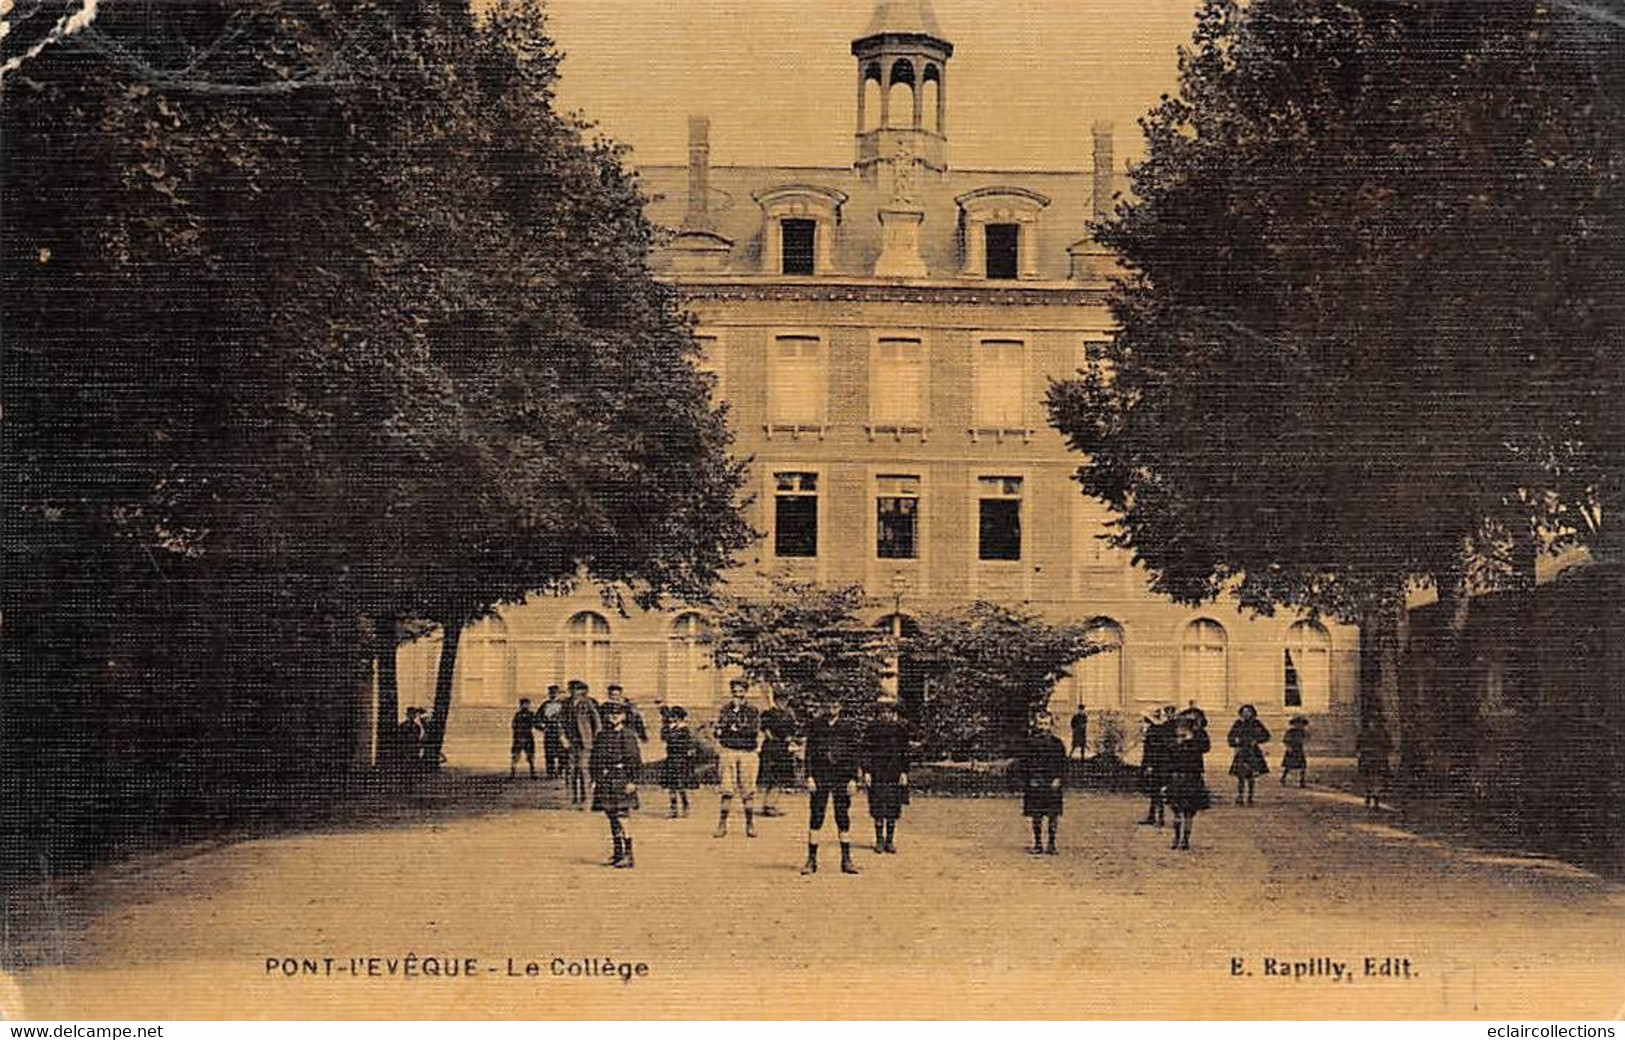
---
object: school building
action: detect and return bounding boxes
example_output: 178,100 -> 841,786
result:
398,0 -> 1360,748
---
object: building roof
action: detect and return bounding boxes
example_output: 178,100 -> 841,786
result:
857,0 -> 948,43
644,163 -> 1120,282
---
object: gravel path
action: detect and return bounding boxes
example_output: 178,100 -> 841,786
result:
5,779 -> 1622,1019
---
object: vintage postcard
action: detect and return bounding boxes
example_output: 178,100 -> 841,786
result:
2,0 -> 1621,1022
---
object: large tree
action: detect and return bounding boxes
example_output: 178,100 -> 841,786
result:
1,0 -> 751,869
1047,0 -> 1624,772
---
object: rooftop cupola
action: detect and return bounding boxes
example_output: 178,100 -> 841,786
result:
852,0 -> 953,180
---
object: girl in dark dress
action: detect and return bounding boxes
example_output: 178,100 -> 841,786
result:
1227,704 -> 1271,806
1280,716 -> 1309,788
1016,711 -> 1068,855
1165,711 -> 1212,851
590,703 -> 643,868
659,705 -> 698,818
864,700 -> 911,853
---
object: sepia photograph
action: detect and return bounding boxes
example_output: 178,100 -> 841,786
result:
1,0 -> 1622,1023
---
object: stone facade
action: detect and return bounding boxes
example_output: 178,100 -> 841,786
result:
398,0 -> 1359,748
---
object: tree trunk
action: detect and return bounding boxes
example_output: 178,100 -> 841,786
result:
1359,598 -> 1398,729
1384,588 -> 1425,781
425,618 -> 463,770
1433,558 -> 1477,785
373,615 -> 400,762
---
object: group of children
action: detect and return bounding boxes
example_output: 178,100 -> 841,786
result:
509,683 -> 1400,869
1128,703 -> 1396,849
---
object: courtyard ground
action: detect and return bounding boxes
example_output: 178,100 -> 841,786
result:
3,775 -> 1622,1020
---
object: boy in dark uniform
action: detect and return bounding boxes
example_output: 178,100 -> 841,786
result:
801,700 -> 862,875
713,679 -> 762,838
864,699 -> 910,854
605,684 -> 648,743
1016,710 -> 1067,855
590,702 -> 643,868
509,697 -> 540,779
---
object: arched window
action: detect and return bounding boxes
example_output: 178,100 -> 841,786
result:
1285,620 -> 1332,711
1181,619 -> 1228,707
922,64 -> 942,133
666,612 -> 716,707
888,59 -> 916,128
458,616 -> 512,708
861,65 -> 884,133
565,611 -> 613,693
1074,619 -> 1124,707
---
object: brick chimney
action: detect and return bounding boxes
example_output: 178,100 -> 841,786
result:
684,116 -> 712,231
1091,122 -> 1114,222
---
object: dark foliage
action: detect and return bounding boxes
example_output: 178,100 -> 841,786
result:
1047,0 -> 1625,616
1,0 -> 751,878
910,603 -> 1108,760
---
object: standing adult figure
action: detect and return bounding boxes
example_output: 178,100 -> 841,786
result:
1070,705 -> 1090,760
758,689 -> 799,818
590,702 -> 643,869
1227,704 -> 1271,806
1139,707 -> 1175,826
563,680 -> 602,808
539,685 -> 567,779
713,678 -> 762,838
800,700 -> 862,875
1166,708 -> 1213,850
397,707 -> 427,772
1016,710 -> 1068,855
864,699 -> 910,854
1356,711 -> 1393,811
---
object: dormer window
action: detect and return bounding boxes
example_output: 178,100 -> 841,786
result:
985,223 -> 1020,280
782,219 -> 817,275
956,187 -> 1051,281
754,185 -> 849,277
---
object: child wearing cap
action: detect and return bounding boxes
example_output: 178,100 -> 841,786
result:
1016,710 -> 1067,855
590,701 -> 643,868
659,705 -> 698,817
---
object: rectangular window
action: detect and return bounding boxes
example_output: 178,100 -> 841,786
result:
876,475 -> 920,560
782,219 -> 817,275
871,336 -> 924,425
974,339 -> 1025,428
986,223 -> 1019,280
771,334 -> 826,425
978,476 -> 1023,561
774,472 -> 819,558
